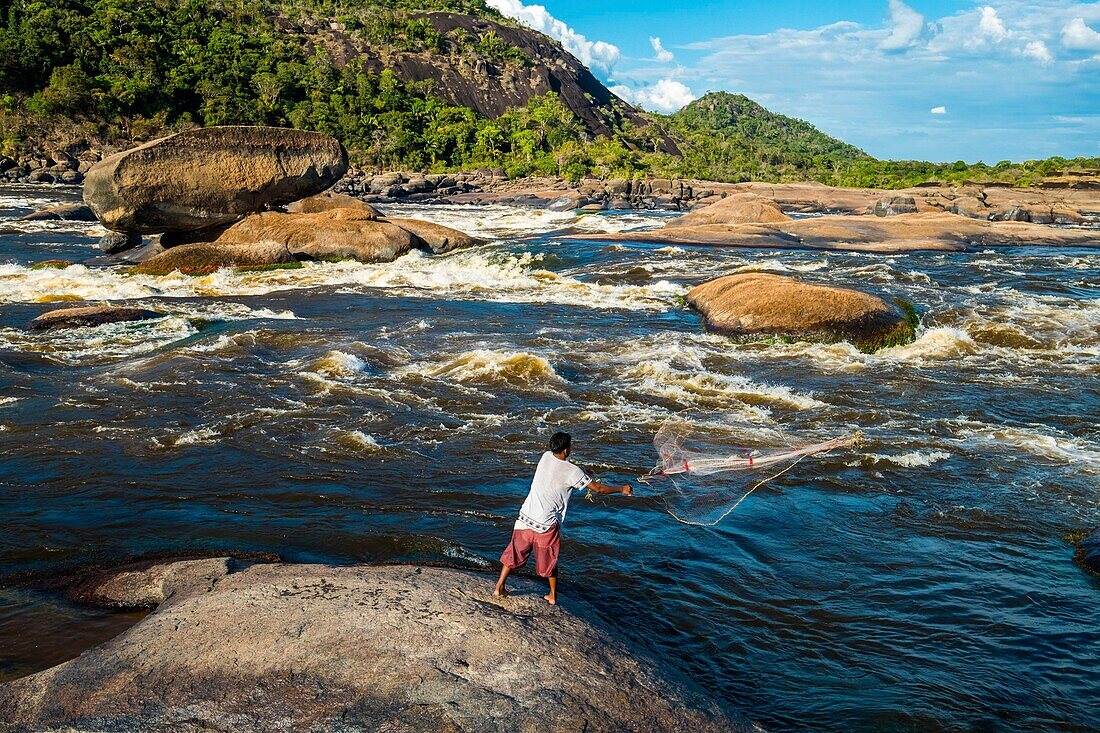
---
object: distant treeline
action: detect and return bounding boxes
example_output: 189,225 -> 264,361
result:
1,0 -> 1095,187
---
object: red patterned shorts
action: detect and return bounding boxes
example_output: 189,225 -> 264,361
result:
500,524 -> 560,578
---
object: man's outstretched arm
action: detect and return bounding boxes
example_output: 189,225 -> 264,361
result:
587,480 -> 633,496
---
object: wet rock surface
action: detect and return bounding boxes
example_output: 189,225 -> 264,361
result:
0,561 -> 746,733
686,272 -> 915,350
28,305 -> 162,330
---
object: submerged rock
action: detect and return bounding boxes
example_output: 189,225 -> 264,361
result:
18,203 -> 96,222
98,231 -> 142,254
1073,527 -> 1100,576
29,305 -> 161,330
686,272 -> 916,351
29,259 -> 75,270
133,241 -> 297,276
0,561 -> 746,732
83,126 -> 348,234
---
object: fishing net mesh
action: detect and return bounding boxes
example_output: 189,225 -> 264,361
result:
647,419 -> 861,526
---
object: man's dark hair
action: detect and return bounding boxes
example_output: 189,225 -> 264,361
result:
549,432 -> 571,454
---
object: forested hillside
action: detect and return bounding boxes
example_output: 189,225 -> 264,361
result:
1,0 -> 1095,186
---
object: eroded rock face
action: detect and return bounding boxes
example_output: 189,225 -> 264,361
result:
686,272 -> 915,350
83,126 -> 348,234
29,305 -> 161,330
0,562 -> 746,733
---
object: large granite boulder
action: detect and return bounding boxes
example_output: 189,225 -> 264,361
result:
285,191 -> 381,217
667,193 -> 791,227
29,305 -> 162,330
215,209 -> 418,263
385,216 -> 484,254
0,561 -> 746,732
83,126 -> 348,234
686,272 -> 916,351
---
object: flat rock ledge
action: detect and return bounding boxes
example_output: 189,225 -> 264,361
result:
0,561 -> 749,733
29,305 -> 162,331
687,273 -> 916,351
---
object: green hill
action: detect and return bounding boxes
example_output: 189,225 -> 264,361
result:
663,91 -> 870,182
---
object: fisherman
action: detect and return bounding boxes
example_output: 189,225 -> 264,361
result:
493,431 -> 632,605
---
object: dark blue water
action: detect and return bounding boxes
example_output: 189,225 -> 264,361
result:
1,185 -> 1098,731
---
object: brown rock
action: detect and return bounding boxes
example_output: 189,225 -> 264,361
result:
133,241 -> 296,276
215,209 -> 415,263
686,273 -> 915,350
667,193 -> 790,227
65,557 -> 230,610
17,203 -> 96,222
385,216 -> 484,254
29,305 -> 162,330
285,191 -> 381,217
0,562 -> 746,733
83,126 -> 348,234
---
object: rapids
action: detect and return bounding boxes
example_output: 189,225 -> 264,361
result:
0,184 -> 1097,731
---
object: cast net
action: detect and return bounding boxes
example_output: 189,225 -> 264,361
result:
642,419 -> 862,526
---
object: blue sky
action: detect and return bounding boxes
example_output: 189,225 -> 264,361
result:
487,0 -> 1100,162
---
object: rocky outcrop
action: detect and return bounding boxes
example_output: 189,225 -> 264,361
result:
0,561 -> 745,732
133,241 -> 297,275
29,305 -> 162,330
17,203 -> 97,222
666,193 -> 790,226
285,191 -> 381,217
385,216 -> 483,254
83,126 -> 349,233
581,207 -> 1100,253
871,195 -> 918,216
686,273 -> 916,350
214,209 -> 417,263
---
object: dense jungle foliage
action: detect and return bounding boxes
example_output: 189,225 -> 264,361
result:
1,0 -> 1095,186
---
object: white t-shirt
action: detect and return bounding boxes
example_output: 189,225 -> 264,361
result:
514,451 -> 592,533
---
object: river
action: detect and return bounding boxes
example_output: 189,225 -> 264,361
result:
0,184 -> 1097,731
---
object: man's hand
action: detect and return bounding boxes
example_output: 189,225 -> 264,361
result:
621,485 -> 633,496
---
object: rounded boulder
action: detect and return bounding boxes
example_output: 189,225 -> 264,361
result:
83,126 -> 348,234
686,272 -> 917,351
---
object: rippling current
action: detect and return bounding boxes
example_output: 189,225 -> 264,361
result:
0,184 -> 1097,731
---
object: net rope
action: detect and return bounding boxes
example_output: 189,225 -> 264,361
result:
639,419 -> 862,526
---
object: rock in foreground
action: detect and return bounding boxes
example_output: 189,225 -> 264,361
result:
133,241 -> 297,276
29,305 -> 161,330
83,126 -> 348,234
0,562 -> 746,732
687,273 -> 915,351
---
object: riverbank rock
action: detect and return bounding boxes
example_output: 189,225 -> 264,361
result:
1073,527 -> 1100,576
686,273 -> 916,350
17,203 -> 97,222
83,126 -> 348,234
387,216 -> 484,254
133,241 -> 297,276
579,210 -> 1100,252
0,561 -> 746,732
29,305 -> 162,330
667,193 -> 790,227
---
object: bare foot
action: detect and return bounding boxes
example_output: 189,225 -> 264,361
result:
543,594 -> 557,605
493,586 -> 508,598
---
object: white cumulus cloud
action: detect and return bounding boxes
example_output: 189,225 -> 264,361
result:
880,0 -> 925,51
487,0 -> 621,73
1023,39 -> 1053,64
931,106 -> 948,114
977,5 -> 1009,42
1062,17 -> 1100,51
650,36 -> 675,62
611,79 -> 696,113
